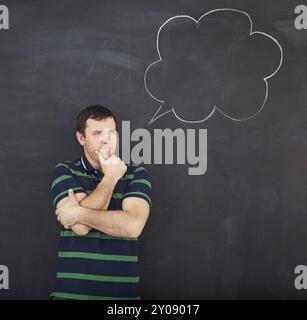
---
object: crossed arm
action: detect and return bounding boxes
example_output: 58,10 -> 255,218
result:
56,189 -> 150,238
55,152 -> 150,238
56,175 -> 117,235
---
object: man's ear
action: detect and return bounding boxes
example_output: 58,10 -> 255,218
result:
76,131 -> 85,146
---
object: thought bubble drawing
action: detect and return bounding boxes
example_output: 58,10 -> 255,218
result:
144,8 -> 283,125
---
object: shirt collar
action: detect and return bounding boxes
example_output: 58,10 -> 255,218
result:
81,153 -> 97,173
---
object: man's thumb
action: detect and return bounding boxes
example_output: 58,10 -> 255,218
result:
68,189 -> 76,200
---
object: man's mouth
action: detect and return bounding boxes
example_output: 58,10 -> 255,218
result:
96,145 -> 112,159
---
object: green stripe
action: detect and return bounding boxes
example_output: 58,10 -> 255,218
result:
57,272 -> 139,283
130,179 -> 151,189
50,291 -> 141,300
51,175 -> 73,190
60,230 -> 137,241
61,160 -> 82,167
112,192 -> 124,200
121,174 -> 134,181
123,191 -> 152,206
67,160 -> 81,166
53,187 -> 85,205
135,166 -> 146,173
55,163 -> 98,181
58,251 -> 138,262
55,163 -> 72,169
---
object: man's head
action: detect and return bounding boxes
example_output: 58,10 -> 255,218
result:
76,105 -> 117,165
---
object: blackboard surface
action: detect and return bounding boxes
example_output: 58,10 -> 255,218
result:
1,0 -> 307,299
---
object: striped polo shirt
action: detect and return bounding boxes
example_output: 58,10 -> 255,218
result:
50,153 -> 152,300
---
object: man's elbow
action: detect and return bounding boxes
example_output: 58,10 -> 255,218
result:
129,222 -> 145,238
128,229 -> 141,238
71,225 -> 90,236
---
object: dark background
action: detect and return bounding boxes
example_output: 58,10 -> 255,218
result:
1,0 -> 307,299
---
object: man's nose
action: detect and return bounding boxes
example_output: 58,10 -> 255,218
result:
99,134 -> 110,143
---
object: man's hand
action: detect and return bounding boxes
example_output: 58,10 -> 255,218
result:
95,149 -> 127,182
56,189 -> 82,229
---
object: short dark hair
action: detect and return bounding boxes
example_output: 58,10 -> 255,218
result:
76,105 -> 116,135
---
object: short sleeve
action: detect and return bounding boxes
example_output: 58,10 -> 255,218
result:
123,165 -> 152,207
51,162 -> 87,207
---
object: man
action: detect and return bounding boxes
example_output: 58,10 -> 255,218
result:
50,105 -> 152,300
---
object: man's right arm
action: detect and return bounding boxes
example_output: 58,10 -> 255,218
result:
79,175 -> 117,210
79,151 -> 127,212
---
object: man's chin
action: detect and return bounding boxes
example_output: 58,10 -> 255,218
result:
96,148 -> 113,160
104,148 -> 114,157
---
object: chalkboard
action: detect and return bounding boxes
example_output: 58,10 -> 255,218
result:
1,0 -> 307,299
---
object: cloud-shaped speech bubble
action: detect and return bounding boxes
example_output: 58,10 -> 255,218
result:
144,8 -> 283,125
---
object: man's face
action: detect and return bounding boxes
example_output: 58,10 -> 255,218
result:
77,117 -> 117,162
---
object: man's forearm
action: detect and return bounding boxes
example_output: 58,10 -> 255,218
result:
76,207 -> 138,238
80,175 -> 117,210
71,175 -> 117,235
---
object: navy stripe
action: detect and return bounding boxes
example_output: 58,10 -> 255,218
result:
120,166 -> 152,207
52,176 -> 93,194
59,237 -> 138,256
125,183 -> 151,195
54,278 -> 140,298
57,257 -> 139,277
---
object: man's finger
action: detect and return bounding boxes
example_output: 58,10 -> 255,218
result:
106,154 -> 115,162
96,149 -> 107,163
